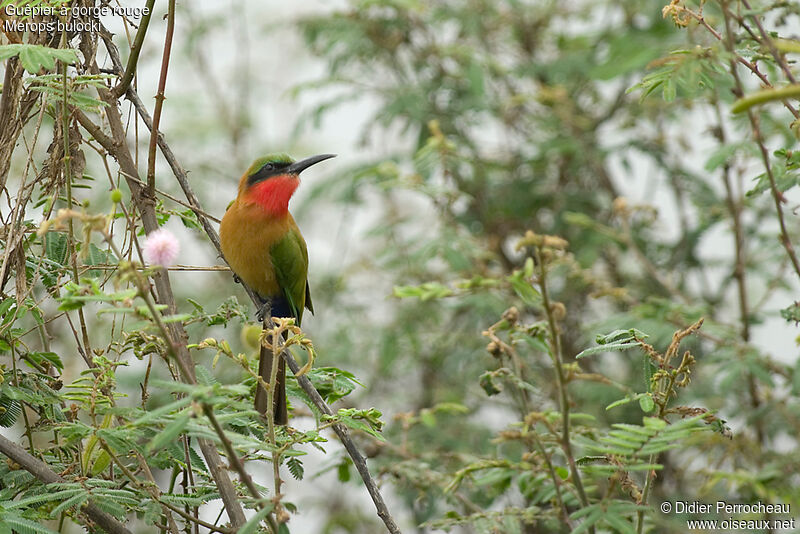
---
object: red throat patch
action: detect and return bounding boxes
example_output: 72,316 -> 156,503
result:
248,175 -> 299,216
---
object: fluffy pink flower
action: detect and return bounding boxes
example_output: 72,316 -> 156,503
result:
143,228 -> 179,266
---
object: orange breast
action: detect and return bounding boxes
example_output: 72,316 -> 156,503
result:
219,199 -> 296,298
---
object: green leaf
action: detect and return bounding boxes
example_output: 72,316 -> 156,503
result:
576,341 -> 641,358
287,457 -> 304,480
160,492 -> 217,507
419,409 -> 436,427
780,301 -> 800,324
69,91 -> 109,110
642,416 -> 667,430
48,48 -> 79,64
147,411 -> 192,452
509,276 -> 540,306
8,488 -> 83,509
337,458 -> 352,482
0,298 -> 14,320
45,231 -> 69,265
90,449 -> 112,475
606,392 -> 650,411
605,512 -> 635,534
131,396 -> 194,427
26,351 -> 64,371
479,370 -> 503,396
328,407 -> 385,440
0,44 -> 22,61
0,394 -> 21,427
1,514 -> 59,534
775,38 -> 800,54
237,502 -> 275,534
19,45 -> 54,72
662,77 -> 676,101
293,367 -> 361,404
570,505 -> 604,533
85,493 -> 126,519
596,328 -> 648,344
83,243 -> 114,278
393,282 -> 454,300
0,44 -> 75,73
96,428 -> 136,455
50,491 -> 89,517
638,394 -> 655,413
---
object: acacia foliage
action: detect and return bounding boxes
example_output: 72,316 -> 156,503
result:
295,0 -> 800,532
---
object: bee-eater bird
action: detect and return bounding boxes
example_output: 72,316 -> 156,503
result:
219,153 -> 335,425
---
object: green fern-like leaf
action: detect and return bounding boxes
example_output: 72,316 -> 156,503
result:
50,492 -> 90,517
0,512 -> 60,534
7,487 -> 84,510
0,394 -> 21,427
160,491 -> 219,507
87,493 -> 126,520
570,500 -> 641,534
194,364 -> 220,386
575,415 -> 706,470
287,457 -> 305,480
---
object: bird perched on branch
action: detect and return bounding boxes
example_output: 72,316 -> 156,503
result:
220,153 -> 335,425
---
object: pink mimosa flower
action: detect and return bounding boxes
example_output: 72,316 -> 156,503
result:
143,228 -> 179,266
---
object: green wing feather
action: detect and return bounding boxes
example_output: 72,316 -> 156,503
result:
270,228 -> 312,326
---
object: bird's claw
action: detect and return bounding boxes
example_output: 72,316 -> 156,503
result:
256,301 -> 271,323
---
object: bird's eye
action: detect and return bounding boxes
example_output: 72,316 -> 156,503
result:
262,163 -> 275,172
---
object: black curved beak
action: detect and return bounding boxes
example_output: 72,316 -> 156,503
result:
286,154 -> 337,174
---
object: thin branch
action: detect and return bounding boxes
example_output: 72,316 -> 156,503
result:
78,263 -> 230,272
125,173 -> 222,223
111,0 -> 156,98
533,246 -> 592,524
133,450 -> 181,534
263,315 -> 285,526
146,0 -> 176,196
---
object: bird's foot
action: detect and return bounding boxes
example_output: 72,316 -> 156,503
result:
256,301 -> 271,323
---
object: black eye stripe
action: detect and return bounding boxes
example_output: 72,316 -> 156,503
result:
248,161 -> 291,185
